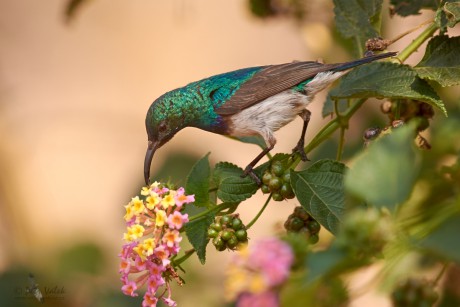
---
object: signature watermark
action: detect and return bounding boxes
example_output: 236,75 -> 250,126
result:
14,273 -> 65,303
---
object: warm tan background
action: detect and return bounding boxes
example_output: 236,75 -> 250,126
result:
0,1 -> 434,306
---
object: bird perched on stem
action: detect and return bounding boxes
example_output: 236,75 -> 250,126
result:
144,52 -> 396,185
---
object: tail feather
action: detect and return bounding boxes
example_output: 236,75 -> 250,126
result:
332,51 -> 397,72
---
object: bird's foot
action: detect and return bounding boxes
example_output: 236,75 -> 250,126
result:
242,166 -> 262,186
292,142 -> 309,162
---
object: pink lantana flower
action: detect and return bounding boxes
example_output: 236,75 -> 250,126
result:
119,182 -> 194,306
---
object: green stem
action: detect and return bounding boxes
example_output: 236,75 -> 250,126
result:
337,127 -> 346,161
189,202 -> 235,222
246,194 -> 272,229
397,22 -> 438,63
172,248 -> 195,267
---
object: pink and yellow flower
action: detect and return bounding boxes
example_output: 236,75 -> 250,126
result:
119,182 -> 195,306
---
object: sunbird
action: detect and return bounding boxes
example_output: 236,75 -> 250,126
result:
144,52 -> 396,185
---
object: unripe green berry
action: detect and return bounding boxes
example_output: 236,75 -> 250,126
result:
221,230 -> 233,241
213,237 -> 226,251
231,217 -> 243,230
272,192 -> 284,201
271,161 -> 284,177
299,226 -> 312,239
308,234 -> 319,244
307,220 -> 321,234
227,236 -> 239,249
282,171 -> 291,183
262,172 -> 272,185
269,177 -> 282,191
294,206 -> 310,221
235,229 -> 248,241
207,228 -> 219,238
261,184 -> 270,194
210,222 -> 222,231
220,215 -> 231,225
290,217 -> 305,231
280,183 -> 295,199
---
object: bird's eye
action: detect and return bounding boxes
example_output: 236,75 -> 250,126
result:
158,121 -> 167,132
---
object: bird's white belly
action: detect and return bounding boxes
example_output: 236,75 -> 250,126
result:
229,71 -> 345,145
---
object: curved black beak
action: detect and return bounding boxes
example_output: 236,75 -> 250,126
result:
144,141 -> 157,185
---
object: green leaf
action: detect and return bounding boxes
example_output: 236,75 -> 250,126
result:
444,1 -> 460,27
333,0 -> 382,48
330,62 -> 447,116
345,123 -> 419,211
184,213 -> 215,264
213,162 -> 260,203
415,35 -> 460,87
185,153 -> 211,208
290,159 -> 347,235
419,211 -> 460,263
305,243 -> 366,284
435,1 -> 460,29
390,0 -> 438,17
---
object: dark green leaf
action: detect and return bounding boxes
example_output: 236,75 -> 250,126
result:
333,0 -> 382,48
415,35 -> 460,87
185,153 -> 211,208
420,211 -> 460,263
330,62 -> 447,116
390,0 -> 438,17
290,159 -> 347,235
345,123 -> 419,211
185,213 -> 215,264
213,162 -> 259,203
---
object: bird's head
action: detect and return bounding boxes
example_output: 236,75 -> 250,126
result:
144,98 -> 182,185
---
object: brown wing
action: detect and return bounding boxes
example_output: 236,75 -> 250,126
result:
215,61 -> 338,116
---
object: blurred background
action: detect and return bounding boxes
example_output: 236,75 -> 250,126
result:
0,0 -> 446,306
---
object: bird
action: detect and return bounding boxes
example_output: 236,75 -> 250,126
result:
144,51 -> 397,185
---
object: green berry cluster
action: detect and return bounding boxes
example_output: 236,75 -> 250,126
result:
207,215 -> 248,251
261,160 -> 295,201
391,278 -> 438,307
284,206 -> 320,244
337,208 -> 393,259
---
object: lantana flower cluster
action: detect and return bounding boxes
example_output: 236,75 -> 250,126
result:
119,182 -> 194,307
225,237 -> 294,307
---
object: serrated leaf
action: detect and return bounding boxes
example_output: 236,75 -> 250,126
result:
345,123 -> 419,211
415,35 -> 460,87
330,62 -> 447,116
290,159 -> 347,235
419,211 -> 460,263
213,162 -> 259,203
185,153 -> 211,208
333,0 -> 382,48
184,213 -> 215,264
390,0 -> 438,17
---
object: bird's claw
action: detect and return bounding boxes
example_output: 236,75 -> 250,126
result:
292,143 -> 309,162
242,166 -> 262,186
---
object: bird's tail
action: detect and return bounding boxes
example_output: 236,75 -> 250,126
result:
331,51 -> 397,72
